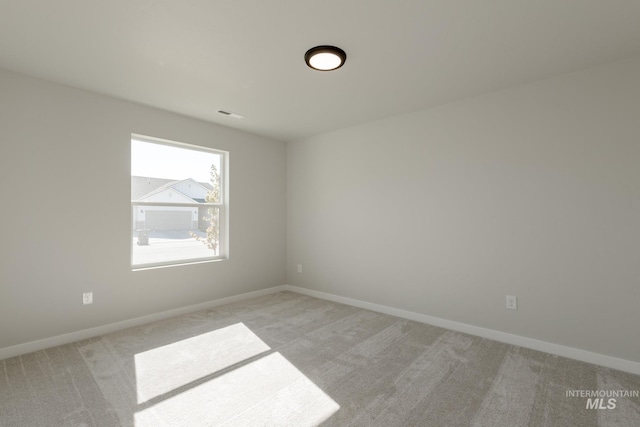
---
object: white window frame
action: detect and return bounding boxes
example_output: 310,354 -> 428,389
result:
131,134 -> 228,270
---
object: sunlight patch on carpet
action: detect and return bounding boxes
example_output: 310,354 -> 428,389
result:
134,323 -> 270,404
134,352 -> 339,426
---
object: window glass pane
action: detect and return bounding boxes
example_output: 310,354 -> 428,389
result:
131,139 -> 220,182
131,223 -> 218,266
131,137 -> 224,268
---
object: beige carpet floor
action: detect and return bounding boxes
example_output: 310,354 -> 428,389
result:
1,291 -> 639,426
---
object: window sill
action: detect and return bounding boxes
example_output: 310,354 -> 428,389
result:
132,257 -> 227,271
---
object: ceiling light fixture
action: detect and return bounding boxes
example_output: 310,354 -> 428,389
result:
304,45 -> 347,71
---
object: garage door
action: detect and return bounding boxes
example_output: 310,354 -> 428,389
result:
146,210 -> 192,231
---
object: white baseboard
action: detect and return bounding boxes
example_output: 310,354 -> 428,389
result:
0,285 -> 288,361
283,285 -> 640,376
3,284 -> 639,375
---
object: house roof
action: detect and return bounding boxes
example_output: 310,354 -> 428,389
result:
131,176 -> 213,202
131,176 -> 175,201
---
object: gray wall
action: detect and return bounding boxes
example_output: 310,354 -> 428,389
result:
287,56 -> 640,362
0,68 -> 286,350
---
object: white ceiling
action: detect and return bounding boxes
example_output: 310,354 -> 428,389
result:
1,0 -> 640,141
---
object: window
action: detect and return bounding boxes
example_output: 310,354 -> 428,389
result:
131,135 -> 228,269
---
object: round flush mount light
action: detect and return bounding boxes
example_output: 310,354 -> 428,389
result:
304,45 -> 347,71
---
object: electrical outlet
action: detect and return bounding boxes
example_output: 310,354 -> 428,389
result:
506,295 -> 517,310
83,292 -> 93,305
297,264 -> 302,273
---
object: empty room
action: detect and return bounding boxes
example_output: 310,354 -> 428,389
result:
1,1 -> 639,426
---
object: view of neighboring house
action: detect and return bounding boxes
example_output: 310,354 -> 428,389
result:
131,176 -> 213,231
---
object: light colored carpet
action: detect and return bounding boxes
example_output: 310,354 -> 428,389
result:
1,291 -> 639,426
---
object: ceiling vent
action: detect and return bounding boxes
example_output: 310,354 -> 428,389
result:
217,110 -> 245,119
